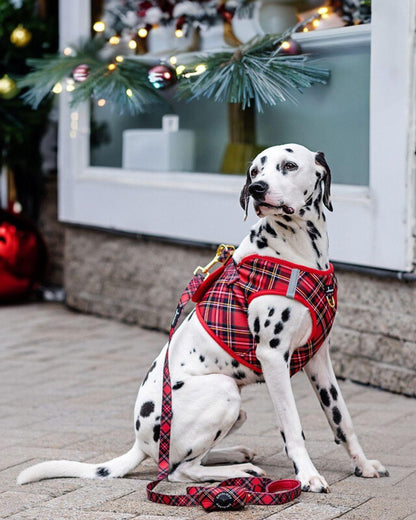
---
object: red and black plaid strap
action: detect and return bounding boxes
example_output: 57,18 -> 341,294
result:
146,244 -> 301,510
147,476 -> 301,509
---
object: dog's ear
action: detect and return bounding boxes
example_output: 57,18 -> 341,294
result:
239,166 -> 252,220
315,151 -> 333,212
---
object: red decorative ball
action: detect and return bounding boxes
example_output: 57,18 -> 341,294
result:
279,39 -> 302,56
148,64 -> 176,90
72,64 -> 90,82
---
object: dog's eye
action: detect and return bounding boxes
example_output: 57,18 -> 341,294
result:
285,162 -> 298,170
250,167 -> 259,178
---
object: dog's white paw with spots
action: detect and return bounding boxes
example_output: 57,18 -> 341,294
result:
298,472 -> 330,493
354,459 -> 389,478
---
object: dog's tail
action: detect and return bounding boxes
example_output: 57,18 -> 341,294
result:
17,440 -> 146,485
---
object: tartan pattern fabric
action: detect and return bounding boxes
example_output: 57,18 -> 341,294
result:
147,477 -> 301,508
195,255 -> 337,376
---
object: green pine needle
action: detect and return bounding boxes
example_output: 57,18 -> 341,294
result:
177,33 -> 330,111
18,38 -> 166,114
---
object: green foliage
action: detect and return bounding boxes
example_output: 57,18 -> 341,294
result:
19,37 -> 167,115
176,34 -> 330,112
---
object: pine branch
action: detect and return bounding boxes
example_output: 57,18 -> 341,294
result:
176,31 -> 329,111
17,37 -> 167,114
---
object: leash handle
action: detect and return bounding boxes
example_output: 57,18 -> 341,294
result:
147,476 -> 301,510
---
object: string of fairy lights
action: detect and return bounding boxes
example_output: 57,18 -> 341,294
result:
47,4 -> 332,109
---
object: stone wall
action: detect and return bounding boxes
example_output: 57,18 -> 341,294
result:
64,226 -> 416,396
38,176 -> 65,286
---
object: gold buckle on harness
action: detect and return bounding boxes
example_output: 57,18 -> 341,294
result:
193,244 -> 235,279
327,295 -> 336,308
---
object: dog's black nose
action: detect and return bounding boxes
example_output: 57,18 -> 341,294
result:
249,181 -> 268,199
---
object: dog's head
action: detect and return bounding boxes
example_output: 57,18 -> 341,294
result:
240,144 -> 332,219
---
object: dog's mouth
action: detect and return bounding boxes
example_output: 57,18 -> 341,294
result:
254,202 -> 295,215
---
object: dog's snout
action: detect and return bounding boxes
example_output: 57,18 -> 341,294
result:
249,181 -> 268,199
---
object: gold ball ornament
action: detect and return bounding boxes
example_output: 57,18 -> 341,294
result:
0,75 -> 19,100
10,24 -> 32,47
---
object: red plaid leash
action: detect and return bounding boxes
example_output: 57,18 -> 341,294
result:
146,245 -> 301,511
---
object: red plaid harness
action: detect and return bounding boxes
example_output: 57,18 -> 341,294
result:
193,255 -> 337,376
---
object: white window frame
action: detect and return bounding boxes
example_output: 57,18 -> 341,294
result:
58,0 -> 415,271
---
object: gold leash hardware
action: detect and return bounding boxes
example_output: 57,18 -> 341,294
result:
327,295 -> 336,309
193,244 -> 235,278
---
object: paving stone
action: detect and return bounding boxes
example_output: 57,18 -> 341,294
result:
1,303 -> 415,520
8,509 -> 137,520
266,502 -> 350,519
0,490 -> 51,518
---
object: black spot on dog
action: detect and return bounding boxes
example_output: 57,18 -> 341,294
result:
96,466 -> 110,477
311,375 -> 316,382
268,308 -> 275,317
280,430 -> 286,443
254,317 -> 260,333
261,155 -> 267,165
199,354 -> 205,363
329,385 -> 338,401
276,163 -> 280,171
285,148 -> 294,153
246,469 -> 262,477
135,418 -> 140,431
254,334 -> 260,343
302,430 -> 306,441
274,322 -> 283,335
265,222 -> 277,237
319,388 -> 331,407
334,438 -> 341,445
173,381 -> 184,390
234,370 -> 246,380
250,229 -> 256,243
307,221 -> 322,238
142,360 -> 156,386
293,462 -> 299,475
153,423 -> 160,442
284,350 -> 289,363
257,237 -> 268,249
281,308 -> 291,322
170,462 -> 180,474
264,319 -> 270,327
336,427 -> 347,443
140,401 -> 155,417
354,467 -> 363,477
299,209 -> 305,217
332,406 -> 342,425
186,448 -> 193,458
283,215 -> 292,222
269,338 -> 280,348
214,430 -> 222,441
231,359 -> 239,368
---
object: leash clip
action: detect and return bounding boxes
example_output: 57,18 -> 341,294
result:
193,244 -> 235,278
325,283 -> 336,309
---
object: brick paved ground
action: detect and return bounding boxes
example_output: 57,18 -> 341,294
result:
1,302 -> 415,519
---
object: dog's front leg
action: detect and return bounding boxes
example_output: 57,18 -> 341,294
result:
249,296 -> 329,493
304,340 -> 389,478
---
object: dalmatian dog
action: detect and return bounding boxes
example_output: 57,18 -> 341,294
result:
18,144 -> 388,493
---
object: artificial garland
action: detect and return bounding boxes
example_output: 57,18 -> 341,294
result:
19,4 -> 331,115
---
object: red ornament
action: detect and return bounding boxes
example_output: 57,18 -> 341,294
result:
148,64 -> 176,90
73,64 -> 90,82
279,39 -> 302,56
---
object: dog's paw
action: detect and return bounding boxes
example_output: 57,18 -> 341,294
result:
232,445 -> 257,463
299,473 -> 329,493
240,463 -> 266,478
354,459 -> 389,478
